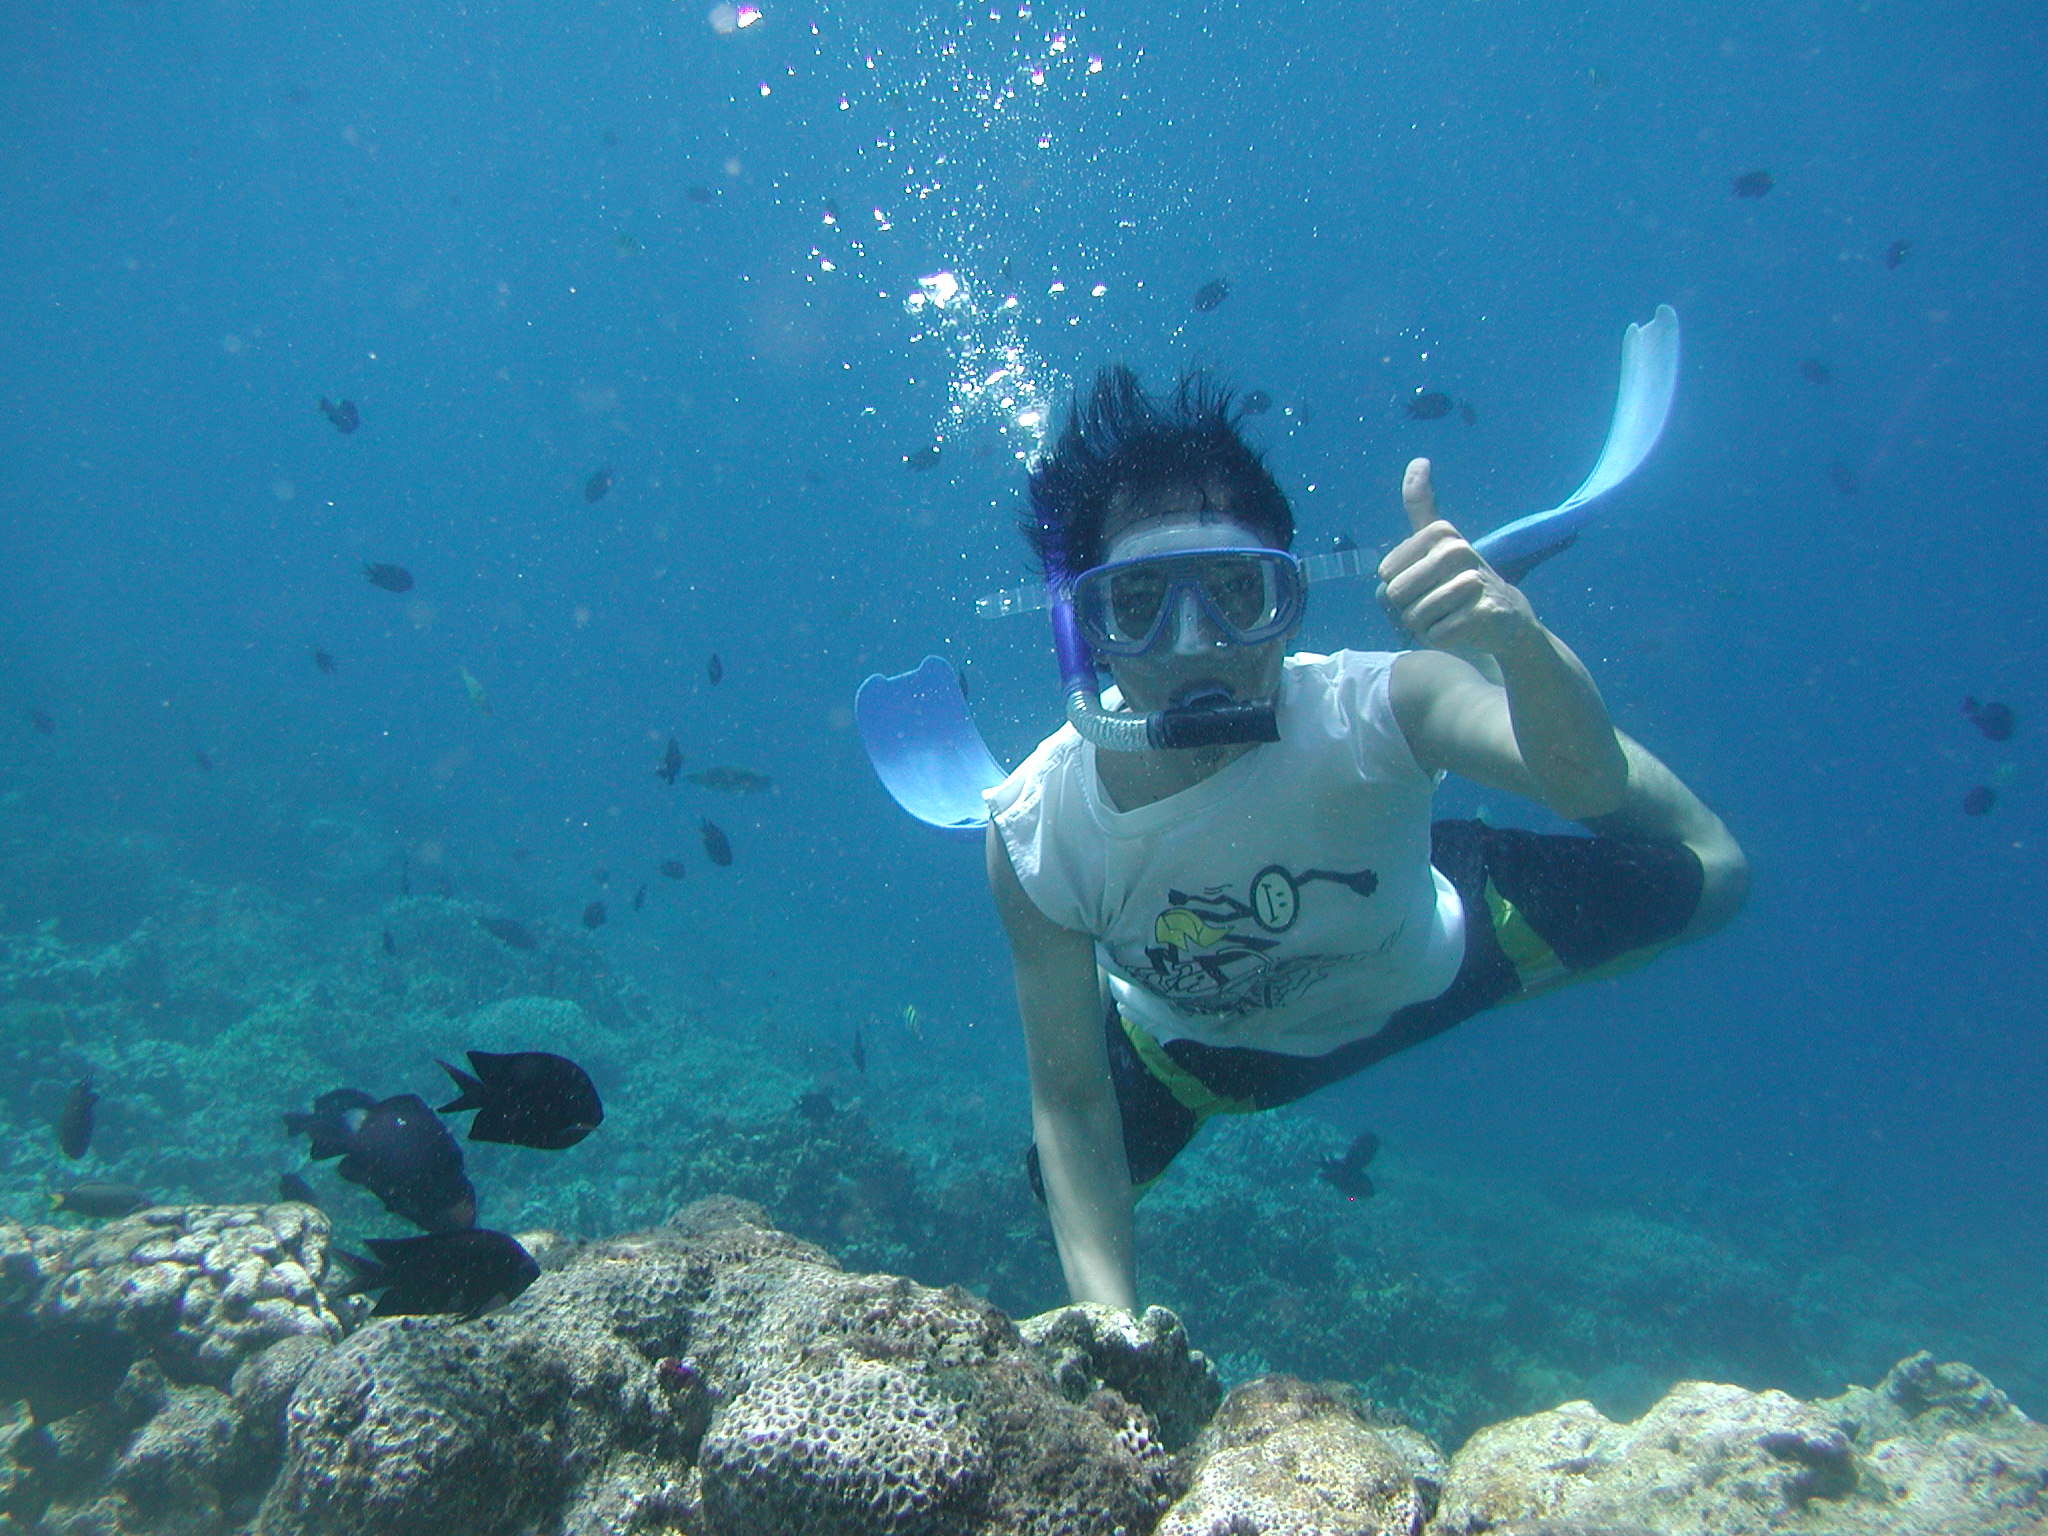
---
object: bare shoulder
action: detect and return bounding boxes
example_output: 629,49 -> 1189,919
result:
986,823 -> 1067,953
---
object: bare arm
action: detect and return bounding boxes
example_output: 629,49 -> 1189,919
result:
986,824 -> 1137,1310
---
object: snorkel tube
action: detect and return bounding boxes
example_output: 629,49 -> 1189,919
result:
1046,567 -> 1280,752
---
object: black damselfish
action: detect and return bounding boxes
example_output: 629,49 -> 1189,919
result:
1318,1129 -> 1380,1200
285,1090 -> 476,1231
438,1051 -> 603,1150
339,1229 -> 539,1317
58,1077 -> 96,1160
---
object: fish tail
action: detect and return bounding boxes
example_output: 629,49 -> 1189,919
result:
436,1059 -> 485,1115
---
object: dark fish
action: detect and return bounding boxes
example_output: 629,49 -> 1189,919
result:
700,819 -> 733,867
58,1077 -> 97,1160
1403,391 -> 1454,421
657,736 -> 684,783
382,928 -> 397,956
25,707 -> 56,734
1800,358 -> 1831,385
400,856 -> 412,895
584,465 -> 613,503
51,1184 -> 152,1219
363,562 -> 415,593
311,647 -> 339,673
278,1171 -> 320,1207
851,1026 -> 866,1076
686,183 -> 716,205
1317,1129 -> 1380,1200
1191,277 -> 1229,313
319,396 -> 360,433
906,445 -> 942,472
510,846 -> 532,862
1732,169 -> 1774,198
1963,698 -> 2016,742
1963,785 -> 1997,817
631,884 -> 646,912
686,765 -> 773,793
338,1229 -> 539,1318
192,749 -> 215,773
286,1090 -> 475,1231
1240,389 -> 1272,415
438,1050 -> 604,1150
796,1090 -> 834,1122
591,867 -> 610,887
1458,399 -> 1478,426
1885,239 -> 1912,269
479,916 -> 540,952
707,653 -> 723,686
1828,460 -> 1860,496
658,859 -> 686,880
582,900 -> 607,929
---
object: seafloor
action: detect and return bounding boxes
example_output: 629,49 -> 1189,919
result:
1,795 -> 2041,1466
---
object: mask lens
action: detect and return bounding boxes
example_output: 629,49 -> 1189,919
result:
1196,555 -> 1277,632
1106,564 -> 1171,644
1072,549 -> 1301,654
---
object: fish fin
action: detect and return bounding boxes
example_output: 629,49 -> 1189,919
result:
1492,530 -> 1577,586
330,1248 -> 385,1294
436,1059 -> 485,1115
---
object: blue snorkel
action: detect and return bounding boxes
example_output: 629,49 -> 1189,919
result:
1045,563 -> 1281,752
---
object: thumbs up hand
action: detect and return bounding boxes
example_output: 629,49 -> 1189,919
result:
1377,458 -> 1540,657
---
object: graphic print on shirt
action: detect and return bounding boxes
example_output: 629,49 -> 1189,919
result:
1129,863 -> 1383,1018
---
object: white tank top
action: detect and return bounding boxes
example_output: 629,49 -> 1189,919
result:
987,650 -> 1466,1057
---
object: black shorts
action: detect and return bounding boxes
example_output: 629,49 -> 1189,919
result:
1029,820 -> 1704,1197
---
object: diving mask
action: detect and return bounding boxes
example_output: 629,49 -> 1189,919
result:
1068,547 -> 1307,656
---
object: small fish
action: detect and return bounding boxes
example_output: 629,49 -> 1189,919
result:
707,653 -> 723,686
591,867 -> 610,888
1799,358 -> 1831,385
1963,698 -> 2016,743
686,765 -> 773,793
363,562 -> 414,593
51,1183 -> 152,1219
1829,460 -> 1860,496
902,1003 -> 923,1042
700,819 -> 733,867
1240,389 -> 1272,415
851,1025 -> 866,1076
584,465 -> 614,503
285,1090 -> 475,1232
657,736 -> 684,783
337,1229 -> 539,1318
1732,169 -> 1774,199
382,928 -> 397,956
278,1171 -> 320,1207
1191,277 -> 1229,313
438,1050 -> 604,1150
318,396 -> 360,434
459,665 -> 492,716
192,749 -> 215,773
686,183 -> 716,205
310,647 -> 339,673
658,859 -> 687,880
479,916 -> 540,952
1318,1129 -> 1380,1200
631,883 -> 646,912
1884,239 -> 1912,269
614,232 -> 640,254
797,1090 -> 835,1122
25,707 -> 55,734
400,856 -> 412,896
582,900 -> 607,929
905,445 -> 942,472
1458,399 -> 1478,426
1963,785 -> 1997,817
58,1077 -> 97,1160
1403,391 -> 1454,421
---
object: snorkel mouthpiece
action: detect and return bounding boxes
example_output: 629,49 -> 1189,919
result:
1047,573 -> 1278,752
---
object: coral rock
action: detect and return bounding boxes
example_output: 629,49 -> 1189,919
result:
1019,1300 -> 1223,1452
1160,1374 -> 1446,1536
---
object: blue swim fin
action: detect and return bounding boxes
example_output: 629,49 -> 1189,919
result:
1472,303 -> 1680,580
856,656 -> 1006,838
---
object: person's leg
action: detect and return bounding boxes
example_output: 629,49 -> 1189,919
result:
1578,731 -> 1748,940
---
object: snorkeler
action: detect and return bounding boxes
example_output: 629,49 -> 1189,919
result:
979,366 -> 1748,1310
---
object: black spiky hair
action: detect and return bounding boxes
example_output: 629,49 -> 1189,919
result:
1021,365 -> 1292,580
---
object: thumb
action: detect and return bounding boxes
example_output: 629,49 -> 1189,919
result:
1402,458 -> 1439,534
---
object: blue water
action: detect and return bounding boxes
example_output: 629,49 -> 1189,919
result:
3,0 -> 2044,1424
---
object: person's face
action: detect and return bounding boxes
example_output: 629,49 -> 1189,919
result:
1093,501 -> 1295,715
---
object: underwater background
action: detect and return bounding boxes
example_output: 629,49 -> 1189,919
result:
1,0 -> 2043,1451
